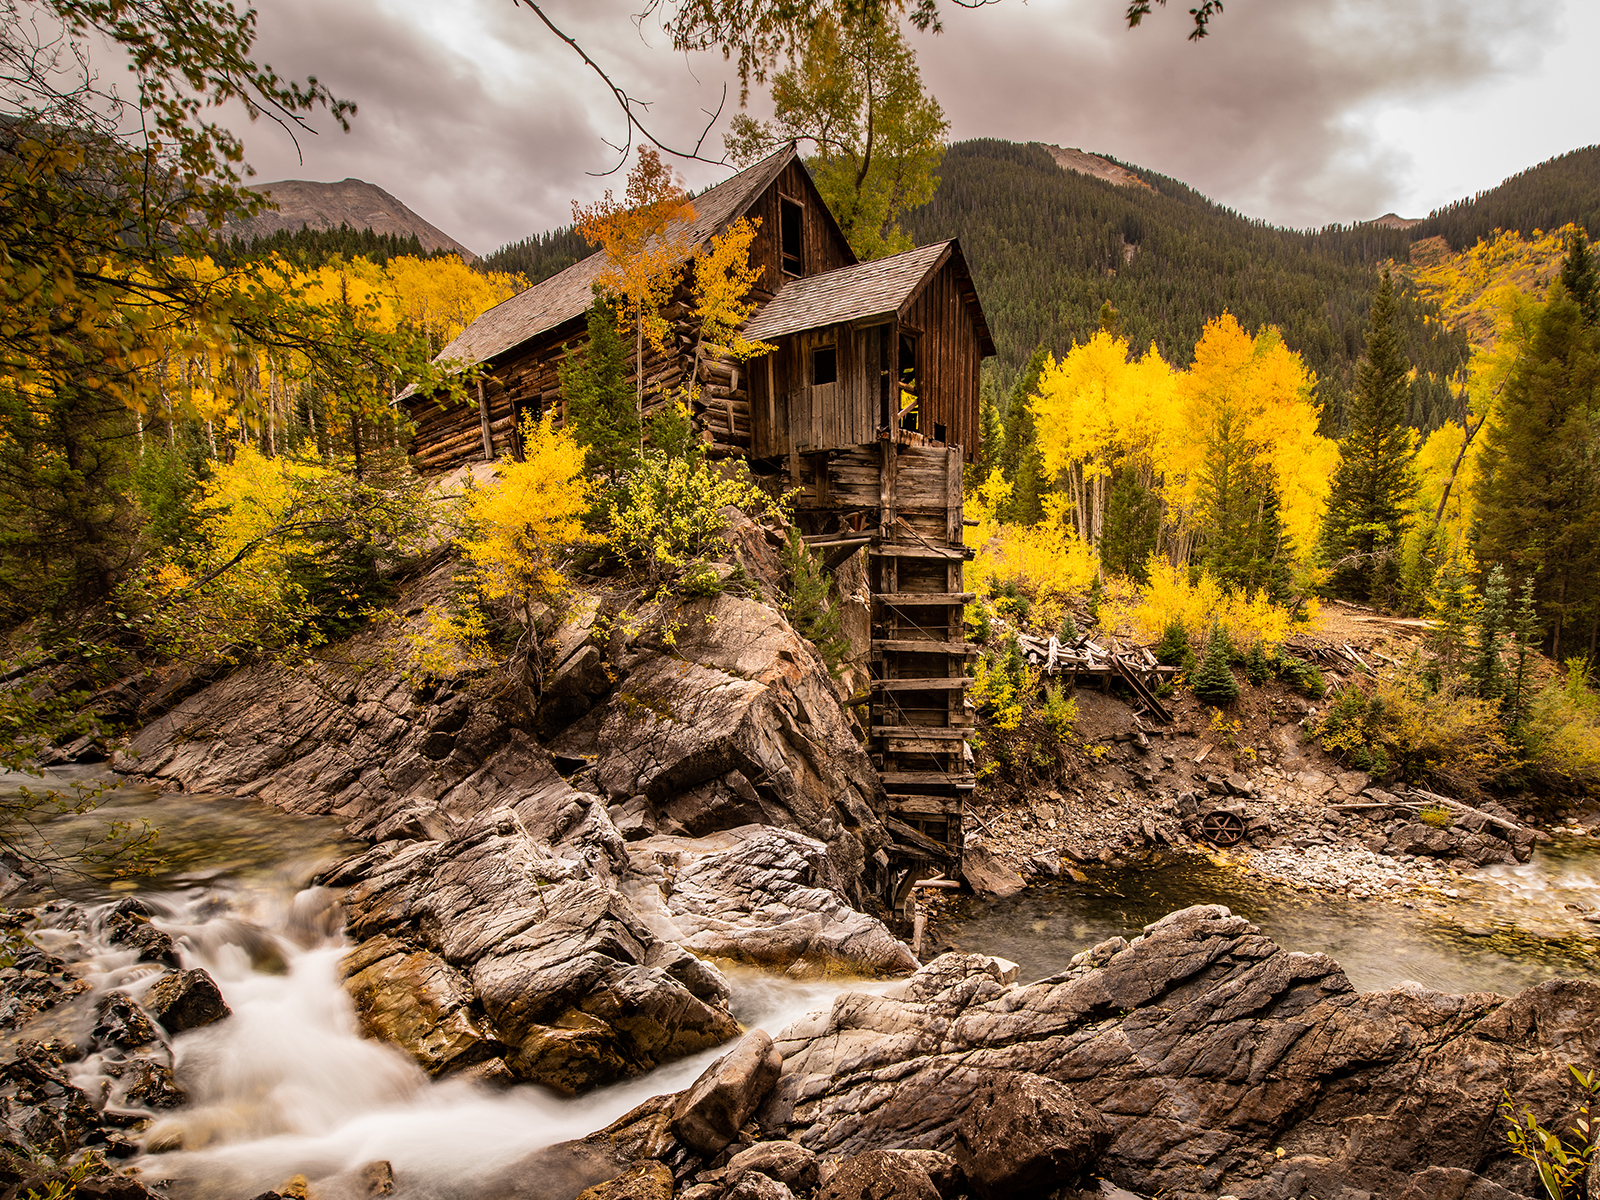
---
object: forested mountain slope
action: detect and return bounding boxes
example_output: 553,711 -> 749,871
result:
902,139 -> 1600,433
902,140 -> 1454,428
1414,145 -> 1600,250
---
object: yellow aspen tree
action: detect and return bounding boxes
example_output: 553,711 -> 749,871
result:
574,147 -> 699,427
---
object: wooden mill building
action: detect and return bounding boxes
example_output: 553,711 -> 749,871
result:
403,146 -> 995,895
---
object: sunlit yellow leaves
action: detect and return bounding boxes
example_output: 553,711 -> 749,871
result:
1409,226 -> 1573,349
1033,331 -> 1177,484
692,217 -> 775,361
459,413 -> 594,608
1172,317 -> 1334,557
1102,560 -> 1305,651
387,256 -> 525,355
575,147 -> 698,358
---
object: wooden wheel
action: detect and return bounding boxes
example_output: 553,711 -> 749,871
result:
1200,811 -> 1248,847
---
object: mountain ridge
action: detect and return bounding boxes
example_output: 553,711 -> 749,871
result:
227,178 -> 477,260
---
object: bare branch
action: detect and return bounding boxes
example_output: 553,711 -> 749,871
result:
511,0 -> 730,174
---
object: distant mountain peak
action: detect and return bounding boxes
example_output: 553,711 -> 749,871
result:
1368,212 -> 1423,230
227,178 -> 477,259
1041,145 -> 1156,192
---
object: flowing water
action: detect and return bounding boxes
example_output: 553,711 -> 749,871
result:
10,774 -> 1600,1196
937,845 -> 1600,996
7,775 -> 887,1200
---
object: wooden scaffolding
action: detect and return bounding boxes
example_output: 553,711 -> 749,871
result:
791,436 -> 973,891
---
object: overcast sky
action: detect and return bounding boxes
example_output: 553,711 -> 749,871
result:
233,0 -> 1600,255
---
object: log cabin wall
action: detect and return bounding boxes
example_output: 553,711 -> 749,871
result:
897,255 -> 985,462
406,289 -> 760,471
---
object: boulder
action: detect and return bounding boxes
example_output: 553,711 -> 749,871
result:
624,828 -> 917,976
142,968 -> 230,1033
102,910 -> 180,969
594,592 -> 890,891
671,1029 -> 784,1154
573,1161 -> 675,1200
726,1141 -> 820,1194
817,1151 -> 943,1200
341,805 -> 740,1092
757,906 -> 1585,1200
960,843 -> 1026,899
340,936 -> 496,1077
93,992 -> 160,1049
951,1073 -> 1109,1198
726,1173 -> 796,1200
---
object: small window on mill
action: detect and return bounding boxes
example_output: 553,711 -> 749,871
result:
780,197 -> 804,276
812,345 -> 837,386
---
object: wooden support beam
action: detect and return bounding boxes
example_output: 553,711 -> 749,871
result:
869,545 -> 968,560
881,771 -> 978,787
882,734 -> 970,755
871,678 -> 973,692
872,639 -> 975,655
886,816 -> 954,859
888,794 -> 967,815
876,592 -> 975,605
873,726 -> 971,739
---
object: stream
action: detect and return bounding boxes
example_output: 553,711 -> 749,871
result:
7,774 -> 1600,1198
938,844 -> 1600,996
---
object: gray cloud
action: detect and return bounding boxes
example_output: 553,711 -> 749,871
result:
233,0 -> 1563,252
917,0 -> 1553,228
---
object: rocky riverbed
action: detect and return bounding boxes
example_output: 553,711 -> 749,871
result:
7,537 -> 1600,1200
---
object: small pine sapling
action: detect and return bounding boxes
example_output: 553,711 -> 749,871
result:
781,527 -> 851,676
1243,640 -> 1272,686
1191,626 -> 1241,703
1154,617 -> 1190,667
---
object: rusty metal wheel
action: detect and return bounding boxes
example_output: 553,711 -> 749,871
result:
1199,810 -> 1248,847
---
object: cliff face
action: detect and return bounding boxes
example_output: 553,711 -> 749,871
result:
118,539 -> 913,1091
225,178 -> 477,258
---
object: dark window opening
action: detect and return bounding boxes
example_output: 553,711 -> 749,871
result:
933,422 -> 947,444
812,345 -> 837,386
780,197 -> 804,276
898,332 -> 919,432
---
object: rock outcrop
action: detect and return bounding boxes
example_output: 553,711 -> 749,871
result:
622,827 -> 917,977
747,905 -> 1589,1200
117,557 -> 915,1093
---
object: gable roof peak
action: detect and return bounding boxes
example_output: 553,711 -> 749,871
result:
433,144 -> 802,371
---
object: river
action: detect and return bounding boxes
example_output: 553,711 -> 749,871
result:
7,774 -> 1599,1198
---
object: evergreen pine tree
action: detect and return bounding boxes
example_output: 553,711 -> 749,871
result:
1472,272 -> 1600,659
1153,617 -> 1190,667
1097,300 -> 1124,339
1195,415 -> 1290,598
1425,553 -> 1476,687
559,295 -> 638,483
1559,230 -> 1599,327
1320,270 -> 1419,605
1100,467 -> 1160,583
1471,564 -> 1510,702
1507,574 -> 1540,728
1000,346 -> 1050,526
1190,626 -> 1240,703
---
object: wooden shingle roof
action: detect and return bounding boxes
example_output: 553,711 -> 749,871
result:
743,239 -> 996,354
433,145 -> 799,370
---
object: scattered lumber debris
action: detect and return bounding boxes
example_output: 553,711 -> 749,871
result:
1013,632 -> 1177,724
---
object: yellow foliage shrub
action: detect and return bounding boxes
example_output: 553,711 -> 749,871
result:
966,477 -> 1098,630
459,413 -> 594,610
1101,559 -> 1303,650
1522,661 -> 1600,789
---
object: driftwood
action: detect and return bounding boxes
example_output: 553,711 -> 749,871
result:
1329,788 -> 1532,840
